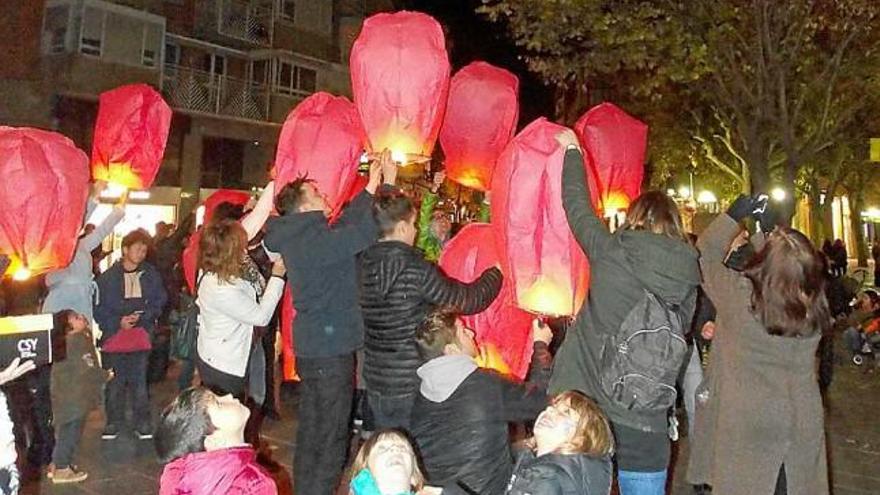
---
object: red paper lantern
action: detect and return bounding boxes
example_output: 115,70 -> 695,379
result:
91,84 -> 172,189
440,62 -> 519,191
275,92 -> 365,212
575,103 -> 648,215
439,223 -> 534,379
182,189 -> 252,293
350,11 -> 450,162
491,118 -> 590,317
0,127 -> 90,279
280,286 -> 299,382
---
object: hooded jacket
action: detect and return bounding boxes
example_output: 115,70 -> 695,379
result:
359,240 -> 502,397
410,344 -> 552,495
159,447 -> 276,495
263,190 -> 377,358
549,149 -> 701,464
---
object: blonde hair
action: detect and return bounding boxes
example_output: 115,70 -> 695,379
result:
349,430 -> 425,491
198,219 -> 246,283
537,391 -> 615,457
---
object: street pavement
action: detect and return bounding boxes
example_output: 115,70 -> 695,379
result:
17,335 -> 880,495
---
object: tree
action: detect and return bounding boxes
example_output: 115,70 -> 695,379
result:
479,0 -> 880,221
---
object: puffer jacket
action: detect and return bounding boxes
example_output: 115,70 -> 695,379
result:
359,240 -> 502,397
159,447 -> 276,495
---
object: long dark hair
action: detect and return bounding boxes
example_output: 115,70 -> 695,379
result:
621,191 -> 687,241
744,227 -> 831,338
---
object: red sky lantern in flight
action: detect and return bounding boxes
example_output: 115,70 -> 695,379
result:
0,127 -> 90,279
491,118 -> 590,317
575,102 -> 648,217
275,92 -> 365,212
439,62 -> 519,191
350,11 -> 450,164
439,223 -> 534,379
91,84 -> 172,190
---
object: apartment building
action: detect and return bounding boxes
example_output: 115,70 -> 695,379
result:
0,0 -> 395,231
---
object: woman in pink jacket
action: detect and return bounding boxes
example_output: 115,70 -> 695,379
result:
155,387 -> 277,495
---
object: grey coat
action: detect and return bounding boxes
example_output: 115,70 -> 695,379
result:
687,214 -> 828,495
42,199 -> 124,320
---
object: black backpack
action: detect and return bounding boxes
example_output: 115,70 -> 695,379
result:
598,290 -> 688,412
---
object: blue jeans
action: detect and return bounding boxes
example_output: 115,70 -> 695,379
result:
618,469 -> 667,495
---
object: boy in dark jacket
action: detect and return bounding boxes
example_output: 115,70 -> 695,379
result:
410,307 -> 553,495
94,230 -> 166,441
50,310 -> 111,484
359,187 -> 503,430
263,152 -> 392,495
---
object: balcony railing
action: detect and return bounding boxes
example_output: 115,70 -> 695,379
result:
196,0 -> 273,47
162,64 -> 269,121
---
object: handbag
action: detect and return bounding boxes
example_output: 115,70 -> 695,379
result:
102,327 -> 152,353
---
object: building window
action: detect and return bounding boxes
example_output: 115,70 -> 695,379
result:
80,6 -> 105,56
142,24 -> 162,68
43,5 -> 70,54
278,0 -> 295,21
164,42 -> 180,66
275,61 -> 317,95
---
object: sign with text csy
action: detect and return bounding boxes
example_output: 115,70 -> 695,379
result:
0,314 -> 53,367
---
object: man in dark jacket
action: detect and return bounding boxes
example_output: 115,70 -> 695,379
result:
410,307 -> 553,495
94,229 -> 166,440
359,187 -> 503,430
263,152 -> 390,495
549,131 -> 701,492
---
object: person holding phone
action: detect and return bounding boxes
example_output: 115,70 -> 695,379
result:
94,230 -> 167,441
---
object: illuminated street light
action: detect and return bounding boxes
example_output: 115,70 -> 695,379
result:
666,188 -> 677,197
771,187 -> 786,202
678,186 -> 691,198
696,190 -> 717,204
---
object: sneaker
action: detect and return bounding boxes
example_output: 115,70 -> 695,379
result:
101,425 -> 119,440
136,429 -> 153,440
51,467 -> 88,484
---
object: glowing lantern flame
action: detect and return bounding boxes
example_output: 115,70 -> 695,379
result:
575,103 -> 647,219
350,11 -> 450,163
91,84 -> 172,190
518,275 -> 573,317
440,61 -> 519,191
491,118 -> 591,318
0,127 -> 91,279
12,267 -> 31,281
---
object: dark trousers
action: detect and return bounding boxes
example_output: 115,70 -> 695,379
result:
294,354 -> 355,495
52,417 -> 86,469
366,390 -> 415,431
103,352 -> 150,431
177,357 -> 196,391
197,355 -> 247,400
7,365 -> 54,466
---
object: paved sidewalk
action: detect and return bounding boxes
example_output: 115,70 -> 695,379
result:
18,337 -> 880,494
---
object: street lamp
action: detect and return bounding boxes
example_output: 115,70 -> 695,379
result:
696,190 -> 717,204
678,185 -> 691,198
771,187 -> 786,202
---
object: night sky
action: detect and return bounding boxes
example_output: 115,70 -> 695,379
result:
402,0 -> 555,130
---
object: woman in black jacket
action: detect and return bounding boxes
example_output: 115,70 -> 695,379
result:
435,390 -> 613,495
359,186 -> 503,430
549,130 -> 701,494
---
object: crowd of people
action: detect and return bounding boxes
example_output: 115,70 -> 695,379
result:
0,129 -> 846,495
